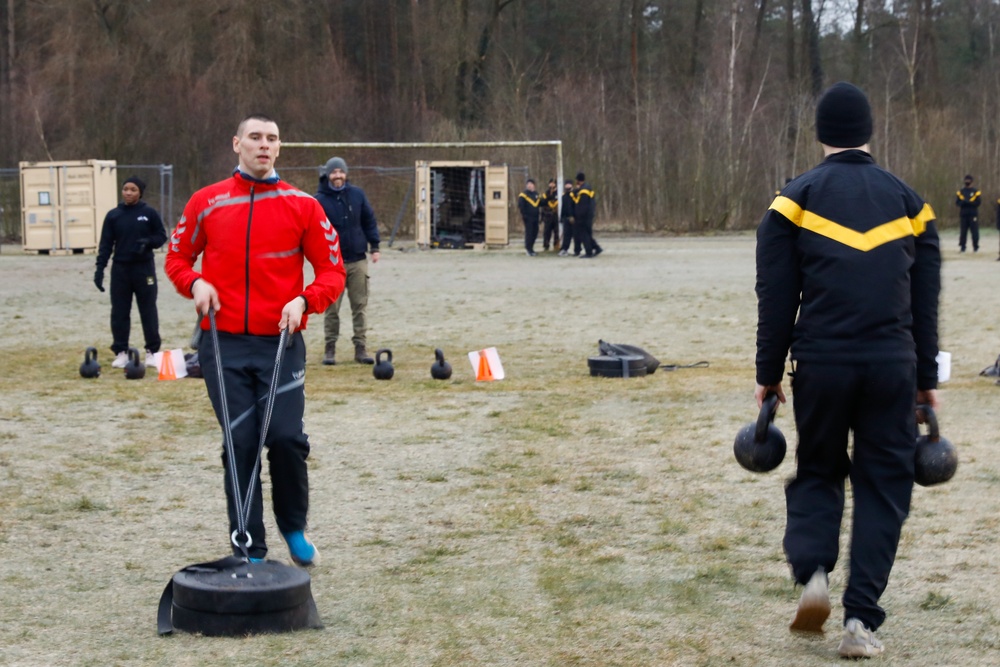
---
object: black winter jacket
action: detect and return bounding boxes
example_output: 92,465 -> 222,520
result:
572,182 -> 596,223
561,191 -> 575,221
95,200 -> 167,271
955,186 -> 981,216
756,150 -> 941,390
315,177 -> 379,264
517,189 -> 540,224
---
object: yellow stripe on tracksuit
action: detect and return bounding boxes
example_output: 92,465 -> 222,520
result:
769,196 -> 934,252
519,193 -> 540,207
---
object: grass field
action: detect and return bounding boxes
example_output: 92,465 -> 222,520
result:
1,233 -> 999,666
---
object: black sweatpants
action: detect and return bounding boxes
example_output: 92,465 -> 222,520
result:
109,260 -> 160,354
577,216 -> 602,257
560,220 -> 580,254
200,330 -> 311,559
542,214 -> 559,249
959,215 -> 979,251
785,360 -> 917,631
523,216 -> 539,253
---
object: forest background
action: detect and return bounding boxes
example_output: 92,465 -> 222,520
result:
0,0 -> 998,236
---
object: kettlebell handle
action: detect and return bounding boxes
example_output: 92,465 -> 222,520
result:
85,347 -> 98,363
916,404 -> 940,442
376,348 -> 392,364
755,392 -> 780,443
435,348 -> 445,364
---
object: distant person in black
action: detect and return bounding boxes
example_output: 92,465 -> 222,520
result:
558,179 -> 577,256
756,82 -> 940,658
540,179 -> 560,251
517,178 -> 541,256
995,195 -> 1000,260
94,176 -> 167,369
572,172 -> 602,258
955,174 -> 981,252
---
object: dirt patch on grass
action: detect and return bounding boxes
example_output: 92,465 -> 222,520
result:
1,234 -> 998,666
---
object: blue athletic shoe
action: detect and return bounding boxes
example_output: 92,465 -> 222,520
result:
282,530 -> 318,567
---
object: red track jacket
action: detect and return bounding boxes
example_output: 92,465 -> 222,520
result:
165,171 -> 346,335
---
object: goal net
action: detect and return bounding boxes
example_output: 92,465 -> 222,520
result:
279,141 -> 563,248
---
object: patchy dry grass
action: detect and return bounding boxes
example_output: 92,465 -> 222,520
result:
1,234 -> 999,666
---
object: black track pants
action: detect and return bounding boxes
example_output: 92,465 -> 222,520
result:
523,217 -> 539,253
784,360 -> 917,631
109,260 -> 160,354
200,330 -> 311,559
577,216 -> 602,257
542,215 -> 559,249
959,215 -> 979,251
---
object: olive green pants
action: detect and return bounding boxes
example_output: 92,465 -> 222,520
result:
323,258 -> 369,348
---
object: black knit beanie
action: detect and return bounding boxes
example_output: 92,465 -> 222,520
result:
123,176 -> 146,196
815,82 -> 872,148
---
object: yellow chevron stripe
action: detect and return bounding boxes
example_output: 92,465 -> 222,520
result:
518,193 -> 540,207
768,196 -> 934,252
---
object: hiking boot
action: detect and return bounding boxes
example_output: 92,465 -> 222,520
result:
789,567 -> 830,633
838,618 -> 884,658
355,345 -> 374,365
322,343 -> 336,366
111,351 -> 129,369
281,530 -> 318,567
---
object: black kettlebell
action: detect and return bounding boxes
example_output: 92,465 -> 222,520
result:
79,346 -> 101,378
124,347 -> 146,380
914,405 -> 958,487
373,348 -> 394,380
430,348 -> 452,380
734,392 -> 787,473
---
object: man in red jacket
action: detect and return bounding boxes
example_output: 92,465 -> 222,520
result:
166,114 -> 346,566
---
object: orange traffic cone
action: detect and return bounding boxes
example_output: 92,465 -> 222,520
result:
158,350 -> 177,381
476,349 -> 495,382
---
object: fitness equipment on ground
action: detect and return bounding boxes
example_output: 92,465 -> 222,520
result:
733,393 -> 786,473
373,349 -> 394,380
79,347 -> 101,378
598,339 -> 661,375
430,348 -> 452,380
914,405 -> 958,487
124,347 -> 145,379
587,354 -> 647,378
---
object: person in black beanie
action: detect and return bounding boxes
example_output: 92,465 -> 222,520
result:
94,175 -> 168,369
572,171 -> 602,258
517,178 -> 541,256
755,81 -> 941,659
954,174 -> 981,252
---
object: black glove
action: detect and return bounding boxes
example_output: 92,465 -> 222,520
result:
94,270 -> 105,292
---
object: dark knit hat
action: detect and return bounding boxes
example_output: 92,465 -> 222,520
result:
123,176 -> 146,196
964,174 -> 974,183
815,82 -> 872,148
324,157 -> 348,176
575,172 -> 586,182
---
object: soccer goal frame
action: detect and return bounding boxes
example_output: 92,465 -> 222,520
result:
283,140 -> 564,246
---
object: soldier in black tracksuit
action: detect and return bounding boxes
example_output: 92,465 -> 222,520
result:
756,83 -> 940,656
559,180 -> 578,256
955,174 -> 981,252
517,179 -> 541,256
572,172 -> 602,258
94,176 -> 168,364
540,179 -> 560,251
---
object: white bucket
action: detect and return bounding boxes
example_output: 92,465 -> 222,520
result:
936,351 -> 951,383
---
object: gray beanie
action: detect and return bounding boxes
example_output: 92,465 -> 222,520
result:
324,157 -> 348,176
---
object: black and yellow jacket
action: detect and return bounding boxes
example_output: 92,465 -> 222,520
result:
956,186 -> 981,216
756,150 -> 941,390
572,182 -> 596,223
540,188 -> 559,221
517,189 -> 540,223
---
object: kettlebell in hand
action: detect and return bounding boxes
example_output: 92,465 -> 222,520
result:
373,349 -> 394,380
124,347 -> 146,380
430,348 -> 452,380
734,392 -> 787,473
914,405 -> 958,487
79,347 -> 101,378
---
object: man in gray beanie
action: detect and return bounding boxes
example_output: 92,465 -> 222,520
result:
316,157 -> 381,365
754,82 -> 941,658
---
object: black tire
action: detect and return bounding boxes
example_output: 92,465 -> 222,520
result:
171,597 -> 322,636
171,561 -> 313,614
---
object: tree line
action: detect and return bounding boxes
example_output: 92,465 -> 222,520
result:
2,0 -> 999,237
